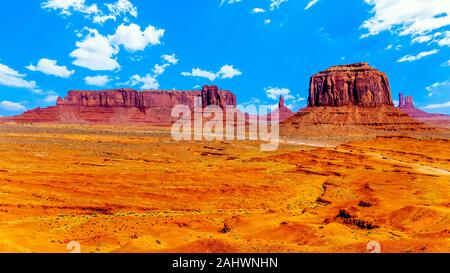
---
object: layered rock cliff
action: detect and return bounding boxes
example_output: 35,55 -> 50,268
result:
308,62 -> 393,108
282,63 -> 432,137
4,86 -> 237,126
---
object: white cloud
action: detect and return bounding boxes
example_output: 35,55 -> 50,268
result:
0,63 -> 37,90
423,101 -> 450,110
252,8 -> 266,13
412,35 -> 432,43
41,0 -> 99,16
70,28 -> 120,71
94,0 -> 138,24
161,54 -> 179,65
396,49 -> 439,63
442,60 -> 450,67
264,19 -> 272,24
93,14 -> 116,24
152,54 -> 179,77
106,0 -> 137,17
426,80 -> 450,91
265,87 -> 292,100
361,0 -> 450,47
181,65 -> 242,81
129,74 -> 159,89
270,0 -> 288,10
220,0 -> 242,6
437,31 -> 450,47
152,64 -> 169,77
305,0 -> 319,10
217,65 -> 242,79
182,68 -> 218,81
26,58 -> 74,78
425,80 -> 450,97
109,23 -> 165,52
43,95 -> 59,103
85,75 -> 111,87
0,100 -> 26,112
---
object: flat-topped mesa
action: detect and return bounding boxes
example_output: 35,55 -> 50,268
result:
308,62 -> 394,107
4,85 -> 237,125
56,85 -> 236,112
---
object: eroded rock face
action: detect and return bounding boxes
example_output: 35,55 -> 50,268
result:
398,93 -> 450,129
4,86 -> 237,126
277,96 -> 295,122
57,86 -> 236,110
308,63 -> 394,107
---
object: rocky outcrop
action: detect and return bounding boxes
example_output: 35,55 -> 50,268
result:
398,93 -> 450,129
274,96 -> 295,122
308,62 -> 393,108
3,86 -> 237,126
282,63 -> 432,137
57,86 -> 236,110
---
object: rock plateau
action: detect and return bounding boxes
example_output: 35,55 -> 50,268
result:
1,86 -> 236,126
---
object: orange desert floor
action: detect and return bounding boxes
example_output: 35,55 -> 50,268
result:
0,124 -> 449,253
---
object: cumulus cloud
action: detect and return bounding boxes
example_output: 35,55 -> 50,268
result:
41,0 -> 99,16
152,64 -> 168,77
217,65 -> 242,79
252,8 -> 266,13
109,23 -> 165,52
265,87 -> 292,100
128,74 -> 159,89
181,65 -> 242,81
182,68 -> 218,81
152,54 -> 179,76
161,54 -> 179,65
305,0 -> 319,10
43,94 -> 59,103
106,0 -> 137,17
360,0 -> 450,48
124,53 -> 178,89
0,100 -> 26,112
43,0 -> 138,25
26,58 -> 74,78
85,75 -> 111,87
0,63 -> 37,90
396,49 -> 439,63
70,28 -> 120,71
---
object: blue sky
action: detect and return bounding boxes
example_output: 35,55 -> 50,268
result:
0,0 -> 449,116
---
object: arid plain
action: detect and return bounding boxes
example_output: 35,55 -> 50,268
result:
0,123 -> 448,253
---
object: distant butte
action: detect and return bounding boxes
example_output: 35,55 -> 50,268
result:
397,93 -> 450,129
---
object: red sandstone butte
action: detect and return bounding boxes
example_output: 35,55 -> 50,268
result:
275,96 -> 295,122
308,62 -> 393,107
2,86 -> 237,126
282,63 -> 432,136
398,93 -> 450,129
263,96 -> 295,122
